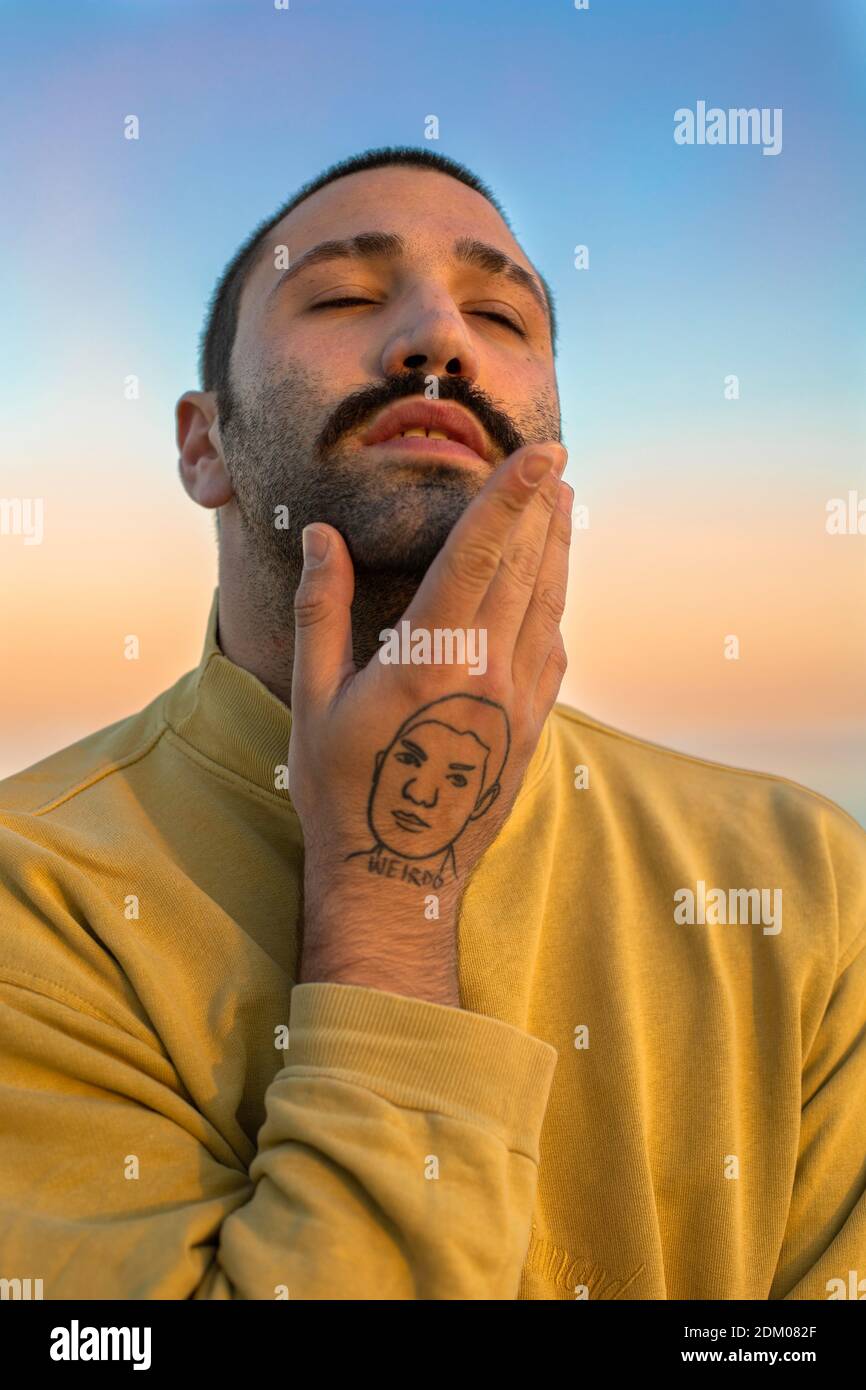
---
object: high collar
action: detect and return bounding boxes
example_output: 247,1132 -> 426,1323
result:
164,589 -> 295,802
164,588 -> 553,806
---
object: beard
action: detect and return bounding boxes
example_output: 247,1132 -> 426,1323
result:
218,360 -> 561,657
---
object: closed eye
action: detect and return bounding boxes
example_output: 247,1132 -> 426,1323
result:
309,300 -> 526,337
472,310 -> 526,337
309,297 -> 378,310
395,751 -> 421,767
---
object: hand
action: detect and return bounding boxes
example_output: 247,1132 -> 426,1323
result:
289,440 -> 571,1002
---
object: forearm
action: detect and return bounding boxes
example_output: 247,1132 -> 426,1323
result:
298,865 -> 463,1007
0,974 -> 557,1300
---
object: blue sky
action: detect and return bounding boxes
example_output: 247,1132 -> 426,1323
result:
2,0 -> 865,822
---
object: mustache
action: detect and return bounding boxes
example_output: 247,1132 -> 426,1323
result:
313,371 -> 526,462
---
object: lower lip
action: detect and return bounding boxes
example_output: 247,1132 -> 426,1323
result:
363,435 -> 484,464
392,812 -> 427,830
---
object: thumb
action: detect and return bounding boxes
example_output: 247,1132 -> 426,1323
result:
292,523 -> 355,706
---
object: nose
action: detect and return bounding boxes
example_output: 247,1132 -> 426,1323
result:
380,294 -> 481,383
401,775 -> 438,809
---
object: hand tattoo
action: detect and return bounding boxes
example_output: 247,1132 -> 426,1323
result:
346,693 -> 511,886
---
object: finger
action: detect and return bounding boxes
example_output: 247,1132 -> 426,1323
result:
474,461 -> 564,647
514,479 -> 573,687
404,442 -> 566,632
291,523 -> 356,707
533,632 -> 569,726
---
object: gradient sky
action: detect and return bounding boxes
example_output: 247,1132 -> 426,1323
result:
2,0 -> 865,823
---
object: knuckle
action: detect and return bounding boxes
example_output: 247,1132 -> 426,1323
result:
537,478 -> 559,514
494,484 -> 530,522
502,540 -> 544,588
554,505 -> 573,542
408,651 -> 449,684
479,655 -> 509,693
446,538 -> 501,589
549,642 -> 569,677
535,581 -> 567,625
293,585 -> 328,630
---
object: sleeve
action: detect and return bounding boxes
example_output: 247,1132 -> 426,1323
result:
0,972 -> 557,1300
771,807 -> 866,1300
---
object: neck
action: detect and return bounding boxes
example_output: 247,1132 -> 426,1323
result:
217,547 -> 418,707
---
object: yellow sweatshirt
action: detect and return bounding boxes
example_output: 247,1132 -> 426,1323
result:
1,589 -> 864,1301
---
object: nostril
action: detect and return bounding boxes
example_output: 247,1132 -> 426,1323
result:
445,358 -> 461,375
404,354 -> 426,369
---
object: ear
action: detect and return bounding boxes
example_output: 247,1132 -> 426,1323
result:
469,782 -> 500,821
176,390 -> 234,511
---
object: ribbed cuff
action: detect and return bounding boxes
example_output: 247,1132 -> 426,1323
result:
283,982 -> 558,1161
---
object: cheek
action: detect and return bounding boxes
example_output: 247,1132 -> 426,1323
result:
443,785 -> 473,814
375,765 -> 402,798
283,317 -> 372,374
483,362 -> 552,418
513,378 -> 561,441
243,318 -> 340,389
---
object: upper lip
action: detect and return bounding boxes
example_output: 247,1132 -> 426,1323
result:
361,398 -> 492,462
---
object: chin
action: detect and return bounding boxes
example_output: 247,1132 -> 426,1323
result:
350,534 -> 447,578
342,511 -> 463,577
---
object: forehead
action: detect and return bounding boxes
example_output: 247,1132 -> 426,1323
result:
392,720 -> 487,755
240,165 -> 536,320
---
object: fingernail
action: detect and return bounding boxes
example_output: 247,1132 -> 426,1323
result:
556,480 -> 574,515
302,526 -> 329,567
520,451 -> 556,485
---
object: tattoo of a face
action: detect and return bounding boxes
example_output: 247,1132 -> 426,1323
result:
345,693 -> 511,887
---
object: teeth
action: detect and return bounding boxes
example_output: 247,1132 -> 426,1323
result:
399,428 -> 452,440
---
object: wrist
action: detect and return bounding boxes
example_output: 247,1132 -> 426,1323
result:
299,871 -> 462,1006
297,951 -> 461,1007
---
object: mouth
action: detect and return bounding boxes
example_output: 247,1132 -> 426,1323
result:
391,809 -> 430,831
360,398 -> 492,465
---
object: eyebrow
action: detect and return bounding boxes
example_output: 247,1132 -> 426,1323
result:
398,736 -> 477,773
453,237 -> 548,318
400,738 -> 427,761
265,230 -> 550,320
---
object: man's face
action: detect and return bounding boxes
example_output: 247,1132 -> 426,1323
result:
219,164 -> 561,581
370,719 -> 490,860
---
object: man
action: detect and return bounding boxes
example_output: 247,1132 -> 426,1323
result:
1,146 -> 864,1301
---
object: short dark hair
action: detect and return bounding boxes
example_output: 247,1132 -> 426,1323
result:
197,146 -> 557,403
